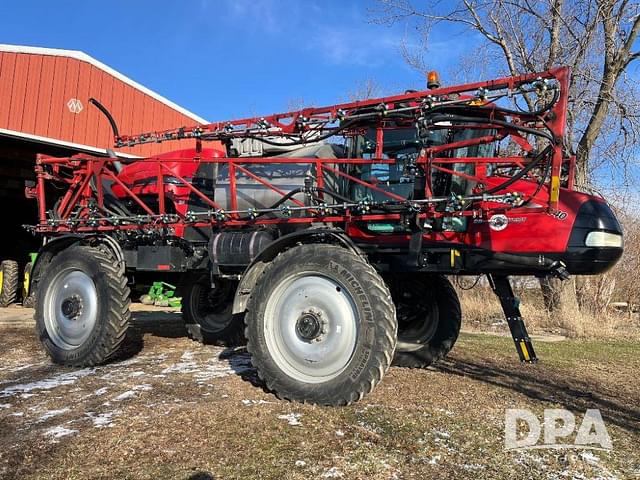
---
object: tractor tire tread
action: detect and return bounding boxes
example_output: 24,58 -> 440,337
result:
0,260 -> 20,307
245,244 -> 396,406
35,246 -> 131,367
393,275 -> 461,369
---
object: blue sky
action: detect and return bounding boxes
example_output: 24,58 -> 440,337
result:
0,0 -> 472,121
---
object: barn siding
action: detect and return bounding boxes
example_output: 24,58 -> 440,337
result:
0,49 -> 207,157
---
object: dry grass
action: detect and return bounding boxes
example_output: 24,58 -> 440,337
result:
1,309 -> 639,479
457,283 -> 639,339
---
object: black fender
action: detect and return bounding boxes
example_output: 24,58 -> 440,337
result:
30,234 -> 125,299
232,228 -> 364,315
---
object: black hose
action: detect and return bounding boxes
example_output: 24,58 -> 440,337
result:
202,120 -> 359,148
485,251 -> 555,268
506,87 -> 560,116
518,152 -> 553,208
484,146 -> 553,195
267,188 -> 305,209
424,113 -> 555,143
314,187 -> 355,204
89,98 -> 120,138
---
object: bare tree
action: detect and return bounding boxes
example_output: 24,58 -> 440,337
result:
371,0 -> 640,318
346,78 -> 385,101
371,0 -> 640,186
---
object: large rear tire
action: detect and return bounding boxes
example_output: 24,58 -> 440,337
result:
0,260 -> 20,307
387,274 -> 461,368
35,246 -> 131,367
182,275 -> 244,346
245,244 -> 396,406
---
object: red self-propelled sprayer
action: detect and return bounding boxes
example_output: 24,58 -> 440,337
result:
26,66 -> 622,405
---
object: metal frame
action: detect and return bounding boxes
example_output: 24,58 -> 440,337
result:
27,67 -> 571,237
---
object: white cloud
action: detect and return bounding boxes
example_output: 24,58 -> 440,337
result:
307,25 -> 404,67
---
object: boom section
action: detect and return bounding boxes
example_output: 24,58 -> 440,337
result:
27,67 -> 571,235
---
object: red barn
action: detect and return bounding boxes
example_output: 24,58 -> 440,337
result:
0,44 -> 209,265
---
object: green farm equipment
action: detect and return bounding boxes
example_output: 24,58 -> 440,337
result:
140,282 -> 182,308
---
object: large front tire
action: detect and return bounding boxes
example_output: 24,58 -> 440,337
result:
182,275 -> 244,346
35,246 -> 131,367
245,244 -> 396,406
387,274 -> 461,368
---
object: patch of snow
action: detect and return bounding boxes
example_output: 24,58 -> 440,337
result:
428,454 -> 441,465
295,460 -> 306,467
0,368 -> 95,397
241,399 -> 271,406
85,412 -> 115,428
579,451 -> 599,465
128,371 -> 146,378
162,350 -> 254,383
0,403 -> 11,409
44,425 -> 78,439
335,430 -> 345,437
194,359 -> 239,382
322,467 -> 344,478
432,429 -> 450,438
133,384 -> 153,392
94,387 -> 108,396
114,390 -> 136,401
278,413 -> 302,426
38,408 -> 70,422
162,351 -> 199,375
115,357 -> 140,367
461,463 -> 485,471
10,412 -> 24,417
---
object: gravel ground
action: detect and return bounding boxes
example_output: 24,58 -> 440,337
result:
0,304 -> 638,480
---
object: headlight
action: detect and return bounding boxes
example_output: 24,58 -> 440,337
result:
585,231 -> 623,248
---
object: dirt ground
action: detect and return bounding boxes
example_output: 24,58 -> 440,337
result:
0,304 -> 638,480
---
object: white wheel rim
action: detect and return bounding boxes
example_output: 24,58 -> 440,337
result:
44,269 -> 98,350
263,272 -> 358,383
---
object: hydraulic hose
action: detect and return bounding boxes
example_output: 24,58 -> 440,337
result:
89,98 -> 120,138
484,145 -> 553,195
424,113 -> 555,143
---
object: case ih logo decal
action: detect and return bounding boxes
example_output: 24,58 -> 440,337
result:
486,214 -> 528,230
67,98 -> 84,114
489,214 -> 509,231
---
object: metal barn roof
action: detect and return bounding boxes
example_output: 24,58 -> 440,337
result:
0,44 -> 208,157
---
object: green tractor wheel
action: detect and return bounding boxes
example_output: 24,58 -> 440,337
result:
22,262 -> 36,308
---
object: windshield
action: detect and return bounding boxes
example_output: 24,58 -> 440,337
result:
346,124 -> 496,232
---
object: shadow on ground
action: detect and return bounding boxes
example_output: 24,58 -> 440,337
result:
131,310 -> 186,338
435,357 -> 640,434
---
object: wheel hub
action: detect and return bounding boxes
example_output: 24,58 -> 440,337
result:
61,295 -> 82,320
295,310 -> 325,342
